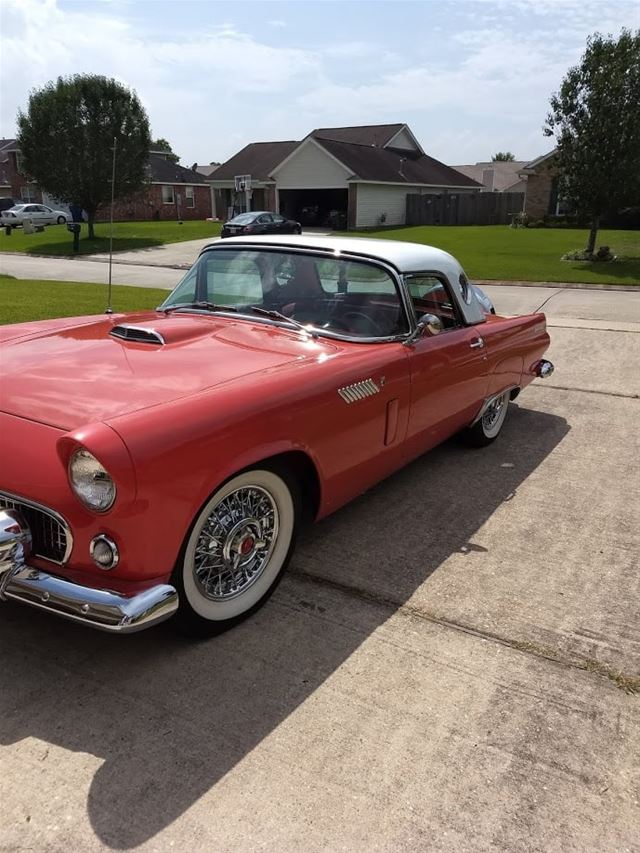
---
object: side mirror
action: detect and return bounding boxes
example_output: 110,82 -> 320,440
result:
417,313 -> 443,336
404,313 -> 443,345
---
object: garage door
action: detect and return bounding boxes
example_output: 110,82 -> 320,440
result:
279,189 -> 348,228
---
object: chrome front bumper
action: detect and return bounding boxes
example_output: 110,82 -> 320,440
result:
0,509 -> 178,633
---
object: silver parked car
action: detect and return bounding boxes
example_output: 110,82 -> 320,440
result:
1,203 -> 68,227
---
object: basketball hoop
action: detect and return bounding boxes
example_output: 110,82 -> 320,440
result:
234,174 -> 252,193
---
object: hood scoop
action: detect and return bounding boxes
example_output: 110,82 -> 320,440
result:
110,324 -> 165,345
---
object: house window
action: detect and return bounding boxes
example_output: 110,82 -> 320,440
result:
21,186 -> 36,202
185,186 -> 195,208
162,185 -> 175,204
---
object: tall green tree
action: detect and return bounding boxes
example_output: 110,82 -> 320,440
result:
544,29 -> 640,253
151,137 -> 180,163
492,152 -> 515,162
17,74 -> 151,238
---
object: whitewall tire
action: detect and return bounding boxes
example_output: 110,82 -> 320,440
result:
464,390 -> 511,447
173,467 -> 298,636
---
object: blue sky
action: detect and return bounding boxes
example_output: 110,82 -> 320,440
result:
1,0 -> 638,167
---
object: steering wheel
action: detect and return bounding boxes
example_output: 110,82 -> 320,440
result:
333,310 -> 386,337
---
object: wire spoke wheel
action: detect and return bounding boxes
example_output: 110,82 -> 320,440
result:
464,390 -> 511,447
482,393 -> 507,437
176,467 -> 298,634
193,486 -> 279,601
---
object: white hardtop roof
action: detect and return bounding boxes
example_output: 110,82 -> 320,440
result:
201,234 -> 465,277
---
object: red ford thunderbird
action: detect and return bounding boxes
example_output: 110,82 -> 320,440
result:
0,236 -> 553,636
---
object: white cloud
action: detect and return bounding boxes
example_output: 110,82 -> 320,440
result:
1,0 -> 637,167
0,0 -> 323,161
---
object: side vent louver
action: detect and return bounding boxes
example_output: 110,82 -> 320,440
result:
110,325 -> 165,345
338,379 -> 380,404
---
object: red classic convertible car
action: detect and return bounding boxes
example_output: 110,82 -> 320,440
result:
0,236 -> 553,636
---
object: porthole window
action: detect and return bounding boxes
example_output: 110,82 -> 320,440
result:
459,272 -> 471,304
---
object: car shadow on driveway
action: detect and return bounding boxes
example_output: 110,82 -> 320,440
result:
0,404 -> 569,848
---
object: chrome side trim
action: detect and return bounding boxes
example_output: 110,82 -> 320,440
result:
0,490 -> 73,564
470,385 -> 518,426
338,378 -> 380,404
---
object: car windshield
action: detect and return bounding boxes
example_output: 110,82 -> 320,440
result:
159,248 -> 409,339
227,214 -> 256,225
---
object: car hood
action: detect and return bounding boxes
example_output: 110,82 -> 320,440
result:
0,311 -> 338,430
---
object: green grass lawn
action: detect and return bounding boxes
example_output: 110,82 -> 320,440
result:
0,275 -> 169,324
348,226 -> 640,285
0,219 -> 222,257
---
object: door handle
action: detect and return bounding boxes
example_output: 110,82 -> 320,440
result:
469,337 -> 485,349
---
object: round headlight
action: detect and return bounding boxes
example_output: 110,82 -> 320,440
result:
69,449 -> 116,511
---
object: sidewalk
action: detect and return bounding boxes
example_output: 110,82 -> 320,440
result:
0,253 -> 182,289
90,236 -> 219,268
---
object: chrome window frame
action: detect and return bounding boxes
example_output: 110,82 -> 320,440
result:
402,270 -> 470,332
160,244 -> 417,345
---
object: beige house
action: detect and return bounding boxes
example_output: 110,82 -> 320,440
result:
451,160 -> 527,194
208,124 -> 480,227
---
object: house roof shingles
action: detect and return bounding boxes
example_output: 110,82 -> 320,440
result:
211,141 -> 300,181
147,153 -> 207,184
311,124 -> 405,147
521,150 -> 556,171
211,124 -> 480,189
316,139 -> 480,187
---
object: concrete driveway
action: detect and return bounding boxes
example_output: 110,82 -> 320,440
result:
1,289 -> 639,851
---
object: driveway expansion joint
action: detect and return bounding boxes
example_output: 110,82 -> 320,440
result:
290,568 -> 640,694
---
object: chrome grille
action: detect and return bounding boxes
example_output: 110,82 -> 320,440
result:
0,492 -> 71,564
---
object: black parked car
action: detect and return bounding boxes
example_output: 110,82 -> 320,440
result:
221,211 -> 302,239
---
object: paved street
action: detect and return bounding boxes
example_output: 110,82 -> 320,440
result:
0,259 -> 639,851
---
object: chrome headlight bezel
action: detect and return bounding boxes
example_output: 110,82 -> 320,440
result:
68,449 -> 117,512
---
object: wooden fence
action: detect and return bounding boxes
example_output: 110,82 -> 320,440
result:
406,191 -> 525,226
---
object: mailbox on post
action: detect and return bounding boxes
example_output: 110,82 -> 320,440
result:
67,221 -> 81,252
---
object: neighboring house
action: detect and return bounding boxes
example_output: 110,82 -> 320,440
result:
0,138 -> 43,203
195,163 -> 220,178
99,151 -> 211,221
518,150 -> 570,218
208,124 -> 480,228
451,160 -> 527,194
0,140 -> 210,221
